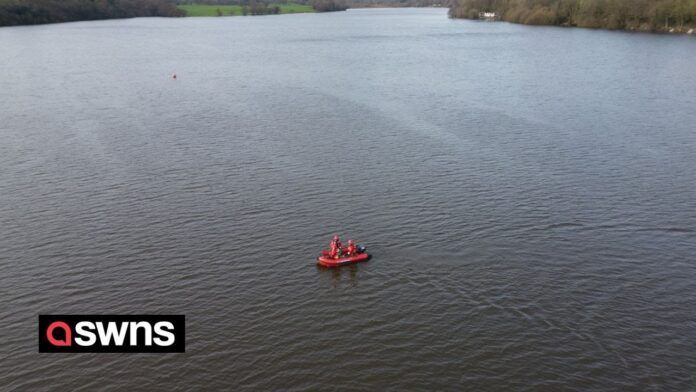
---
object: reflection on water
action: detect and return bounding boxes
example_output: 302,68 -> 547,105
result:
318,264 -> 361,288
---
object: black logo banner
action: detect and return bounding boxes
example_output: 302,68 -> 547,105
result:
38,315 -> 185,353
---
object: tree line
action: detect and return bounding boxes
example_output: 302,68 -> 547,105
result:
309,0 -> 347,11
240,2 -> 281,15
174,0 -> 443,12
0,0 -> 184,26
343,0 -> 441,7
449,0 -> 696,33
176,0 -> 347,12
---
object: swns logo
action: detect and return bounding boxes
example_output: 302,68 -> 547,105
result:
39,315 -> 185,353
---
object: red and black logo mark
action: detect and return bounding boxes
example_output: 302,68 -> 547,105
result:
39,315 -> 185,353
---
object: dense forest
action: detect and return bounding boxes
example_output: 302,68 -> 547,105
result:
0,0 -> 184,26
449,0 -> 696,33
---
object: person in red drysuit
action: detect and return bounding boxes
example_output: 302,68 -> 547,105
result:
329,235 -> 342,259
344,240 -> 357,256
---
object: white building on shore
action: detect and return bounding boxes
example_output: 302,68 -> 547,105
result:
478,12 -> 497,20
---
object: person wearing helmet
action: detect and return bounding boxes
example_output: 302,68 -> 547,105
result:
345,240 -> 357,256
329,235 -> 342,259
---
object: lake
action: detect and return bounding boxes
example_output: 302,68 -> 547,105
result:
1,8 -> 695,390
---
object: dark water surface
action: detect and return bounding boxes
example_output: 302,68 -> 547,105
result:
1,8 -> 696,390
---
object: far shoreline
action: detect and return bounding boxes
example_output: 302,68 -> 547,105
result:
177,3 -> 315,17
449,0 -> 696,36
0,0 -> 347,27
452,17 -> 696,37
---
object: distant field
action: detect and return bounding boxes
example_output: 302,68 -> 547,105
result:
178,3 -> 314,16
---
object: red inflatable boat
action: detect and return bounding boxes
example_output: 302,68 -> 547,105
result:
317,246 -> 370,268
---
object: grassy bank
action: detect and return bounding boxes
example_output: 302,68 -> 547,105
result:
178,3 -> 314,16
